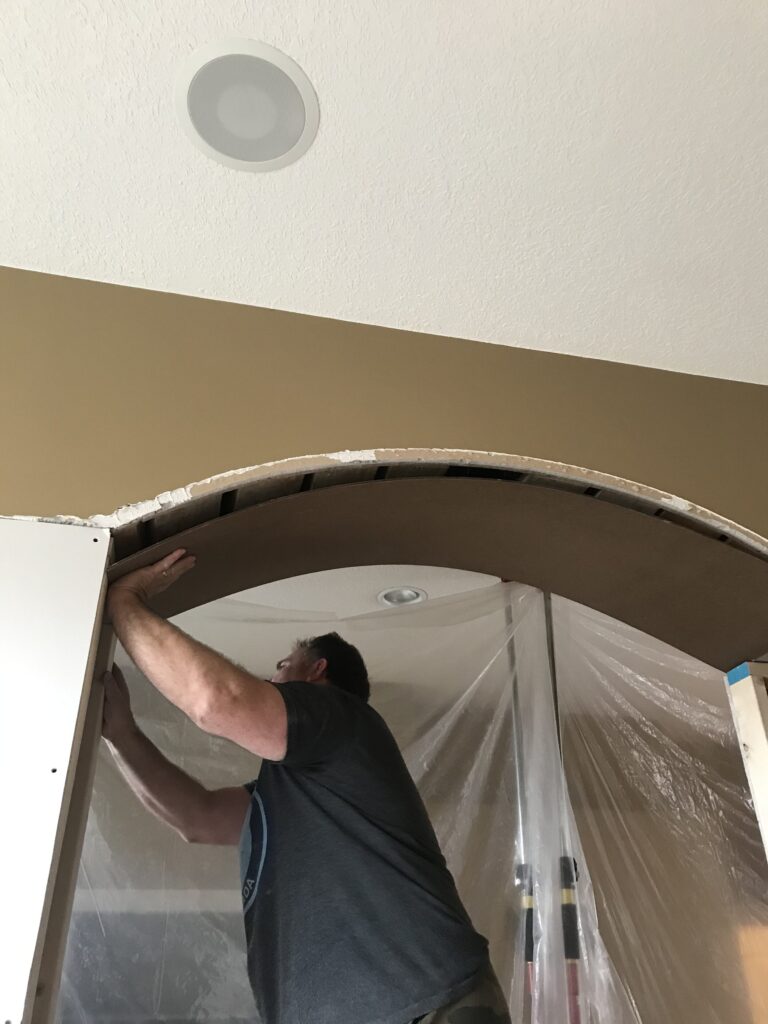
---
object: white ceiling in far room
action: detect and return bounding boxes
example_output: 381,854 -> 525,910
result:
234,564 -> 497,616
1,2 -> 767,383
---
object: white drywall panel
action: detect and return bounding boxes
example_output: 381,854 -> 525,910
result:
0,519 -> 109,1024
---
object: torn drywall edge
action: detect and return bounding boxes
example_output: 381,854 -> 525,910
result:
0,452 -> 379,529
2,448 -> 767,559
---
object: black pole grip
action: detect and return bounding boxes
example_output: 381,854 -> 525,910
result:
516,862 -> 534,965
560,855 -> 580,960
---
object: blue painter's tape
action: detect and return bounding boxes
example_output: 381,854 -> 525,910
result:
727,663 -> 751,685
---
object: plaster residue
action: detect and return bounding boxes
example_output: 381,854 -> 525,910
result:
90,487 -> 192,528
328,450 -> 379,464
0,486 -> 193,529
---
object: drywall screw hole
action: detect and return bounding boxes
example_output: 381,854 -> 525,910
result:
93,537 -> 99,542
51,768 -> 57,773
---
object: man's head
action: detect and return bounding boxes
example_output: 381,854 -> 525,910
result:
270,632 -> 370,702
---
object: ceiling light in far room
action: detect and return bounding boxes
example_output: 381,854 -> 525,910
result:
377,587 -> 428,608
177,39 -> 320,172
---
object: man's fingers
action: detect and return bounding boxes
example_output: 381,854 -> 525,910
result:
111,665 -> 129,694
152,548 -> 197,588
103,667 -> 127,698
169,555 -> 196,578
157,548 -> 195,573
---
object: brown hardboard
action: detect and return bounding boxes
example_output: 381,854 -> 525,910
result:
107,477 -> 768,671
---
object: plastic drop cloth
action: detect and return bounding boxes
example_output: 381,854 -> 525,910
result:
57,582 -> 768,1023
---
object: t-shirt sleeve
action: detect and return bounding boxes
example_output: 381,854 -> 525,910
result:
270,681 -> 357,768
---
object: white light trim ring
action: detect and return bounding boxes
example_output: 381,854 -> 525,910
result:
176,39 -> 320,172
377,587 -> 429,608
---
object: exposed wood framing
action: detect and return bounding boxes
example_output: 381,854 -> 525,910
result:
725,662 -> 768,861
8,449 -> 767,563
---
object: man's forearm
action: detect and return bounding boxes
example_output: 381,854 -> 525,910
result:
109,592 -> 249,726
107,725 -> 210,841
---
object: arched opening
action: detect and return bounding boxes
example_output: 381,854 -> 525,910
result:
25,449 -> 768,1023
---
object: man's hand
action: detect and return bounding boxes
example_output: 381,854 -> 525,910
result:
102,665 -> 138,744
107,548 -> 196,619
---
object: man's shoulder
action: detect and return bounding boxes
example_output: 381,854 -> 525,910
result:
288,683 -> 398,746
279,679 -> 372,714
269,681 -> 387,768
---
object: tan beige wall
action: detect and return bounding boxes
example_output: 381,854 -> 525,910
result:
2,266 -> 766,534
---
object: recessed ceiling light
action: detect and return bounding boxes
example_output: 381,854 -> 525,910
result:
377,587 -> 428,608
177,39 -> 320,172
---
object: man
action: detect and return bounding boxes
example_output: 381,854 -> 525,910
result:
103,548 -> 510,1024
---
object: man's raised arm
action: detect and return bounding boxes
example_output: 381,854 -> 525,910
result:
106,549 -> 287,761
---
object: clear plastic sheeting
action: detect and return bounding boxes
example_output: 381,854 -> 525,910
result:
553,598 -> 768,1024
57,580 -> 768,1023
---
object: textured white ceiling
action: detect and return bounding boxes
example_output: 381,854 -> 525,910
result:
2,3 -> 767,382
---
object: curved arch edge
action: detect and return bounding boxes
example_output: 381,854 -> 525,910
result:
3,447 -> 764,559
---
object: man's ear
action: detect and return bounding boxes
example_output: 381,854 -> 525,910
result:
310,657 -> 329,682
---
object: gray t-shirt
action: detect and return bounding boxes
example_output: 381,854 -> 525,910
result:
238,681 -> 488,1024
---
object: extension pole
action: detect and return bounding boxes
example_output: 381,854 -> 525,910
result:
543,593 -> 581,1024
502,582 -> 534,1003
